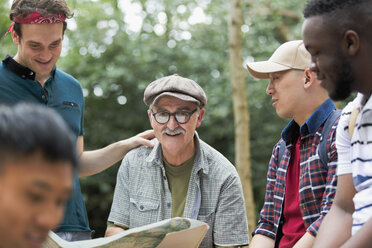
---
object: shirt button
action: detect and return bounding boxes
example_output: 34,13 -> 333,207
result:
42,95 -> 46,100
140,205 -> 144,210
167,203 -> 171,208
163,176 -> 167,180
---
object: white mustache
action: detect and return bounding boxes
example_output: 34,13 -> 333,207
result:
162,127 -> 186,135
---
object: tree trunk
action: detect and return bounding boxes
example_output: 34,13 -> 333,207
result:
228,0 -> 256,240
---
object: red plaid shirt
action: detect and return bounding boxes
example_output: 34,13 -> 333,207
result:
253,99 -> 338,240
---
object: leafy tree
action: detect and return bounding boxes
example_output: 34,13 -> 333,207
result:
228,0 -> 255,238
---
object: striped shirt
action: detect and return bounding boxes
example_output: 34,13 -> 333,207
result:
253,99 -> 338,240
336,93 -> 372,235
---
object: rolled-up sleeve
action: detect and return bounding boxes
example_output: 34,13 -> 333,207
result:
108,157 -> 130,227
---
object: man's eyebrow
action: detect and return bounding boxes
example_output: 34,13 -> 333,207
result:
156,106 -> 192,112
31,180 -> 52,190
154,107 -> 167,112
27,41 -> 42,45
50,39 -> 62,44
27,38 -> 62,46
31,180 -> 73,195
177,107 -> 192,111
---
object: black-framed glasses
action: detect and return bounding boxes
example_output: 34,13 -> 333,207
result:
151,109 -> 198,124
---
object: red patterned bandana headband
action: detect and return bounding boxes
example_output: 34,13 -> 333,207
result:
6,11 -> 66,34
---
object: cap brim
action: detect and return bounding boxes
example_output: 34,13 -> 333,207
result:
152,92 -> 201,106
246,61 -> 291,79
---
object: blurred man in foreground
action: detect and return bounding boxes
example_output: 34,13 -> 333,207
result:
0,104 -> 77,248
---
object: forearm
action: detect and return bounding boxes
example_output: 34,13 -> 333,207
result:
293,232 -> 314,248
105,223 -> 127,237
77,130 -> 154,177
314,173 -> 356,248
341,218 -> 372,248
313,204 -> 353,248
249,234 -> 275,248
79,140 -> 132,177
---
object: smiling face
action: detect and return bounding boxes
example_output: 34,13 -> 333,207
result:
148,96 -> 205,165
302,16 -> 355,101
11,23 -> 64,85
266,69 -> 305,120
0,152 -> 73,248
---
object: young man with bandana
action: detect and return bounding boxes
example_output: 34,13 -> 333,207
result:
0,0 -> 154,241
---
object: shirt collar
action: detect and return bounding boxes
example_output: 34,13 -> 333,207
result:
282,98 -> 336,143
145,131 -> 208,174
357,93 -> 371,110
2,55 -> 56,81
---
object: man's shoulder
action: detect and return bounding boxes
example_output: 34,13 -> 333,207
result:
124,142 -> 155,164
198,139 -> 237,174
55,69 -> 81,86
0,61 -> 16,81
338,96 -> 361,129
344,95 -> 362,113
321,108 -> 341,135
128,143 -> 153,155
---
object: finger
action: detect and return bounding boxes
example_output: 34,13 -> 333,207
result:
139,138 -> 154,148
138,129 -> 154,139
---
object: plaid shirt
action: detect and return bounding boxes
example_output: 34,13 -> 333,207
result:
108,133 -> 249,247
253,99 -> 338,240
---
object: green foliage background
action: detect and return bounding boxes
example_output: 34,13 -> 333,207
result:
0,0 -> 330,237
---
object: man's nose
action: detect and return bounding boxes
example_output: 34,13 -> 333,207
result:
35,205 -> 63,230
39,48 -> 52,62
266,81 -> 273,96
166,115 -> 179,129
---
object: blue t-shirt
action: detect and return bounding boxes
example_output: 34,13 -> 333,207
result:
0,55 -> 90,233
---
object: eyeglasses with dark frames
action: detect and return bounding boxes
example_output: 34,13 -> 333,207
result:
151,109 -> 198,124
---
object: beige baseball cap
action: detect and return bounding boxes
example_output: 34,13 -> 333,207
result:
246,40 -> 311,79
143,74 -> 207,108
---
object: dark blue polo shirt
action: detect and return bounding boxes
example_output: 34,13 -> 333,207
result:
0,55 -> 90,233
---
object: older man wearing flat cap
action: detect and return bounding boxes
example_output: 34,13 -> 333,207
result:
105,74 -> 249,248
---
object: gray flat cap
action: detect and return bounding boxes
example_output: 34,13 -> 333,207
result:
143,74 -> 207,108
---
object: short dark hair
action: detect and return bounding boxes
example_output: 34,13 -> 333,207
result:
9,0 -> 73,38
0,103 -> 78,169
303,0 -> 365,17
303,0 -> 372,38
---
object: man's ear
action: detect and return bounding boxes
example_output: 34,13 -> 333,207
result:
343,30 -> 359,56
303,69 -> 314,89
196,109 -> 205,128
147,110 -> 154,128
11,29 -> 20,45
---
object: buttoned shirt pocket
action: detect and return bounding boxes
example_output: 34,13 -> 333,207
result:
129,196 -> 159,228
197,209 -> 215,247
52,100 -> 83,137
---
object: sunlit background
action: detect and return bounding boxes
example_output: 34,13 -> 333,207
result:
2,0 -> 350,238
